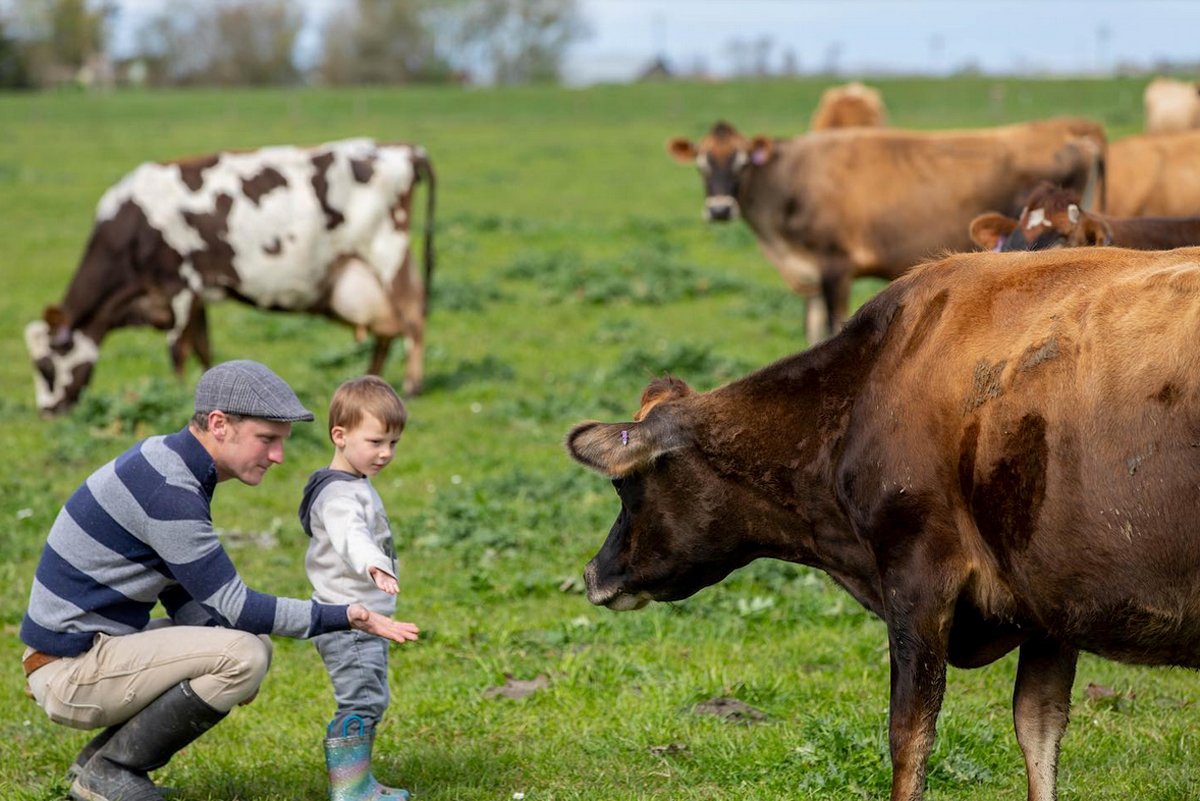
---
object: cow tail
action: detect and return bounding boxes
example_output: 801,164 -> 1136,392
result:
414,148 -> 436,317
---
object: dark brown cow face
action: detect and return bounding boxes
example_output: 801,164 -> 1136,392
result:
667,121 -> 773,223
969,183 -> 1113,252
24,306 -> 99,415
567,380 -> 763,610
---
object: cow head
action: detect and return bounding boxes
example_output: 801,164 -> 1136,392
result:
969,182 -> 1113,252
567,377 -> 778,610
25,305 -> 99,416
667,121 -> 773,222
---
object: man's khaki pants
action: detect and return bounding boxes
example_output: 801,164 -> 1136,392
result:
25,625 -> 272,730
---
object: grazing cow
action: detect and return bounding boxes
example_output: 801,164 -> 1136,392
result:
568,244 -> 1200,801
666,117 -> 1104,343
1143,76 -> 1200,134
970,181 -> 1200,251
1108,129 -> 1200,217
25,138 -> 435,415
809,81 -> 888,130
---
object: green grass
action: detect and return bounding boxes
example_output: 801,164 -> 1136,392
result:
2,76 -> 1197,801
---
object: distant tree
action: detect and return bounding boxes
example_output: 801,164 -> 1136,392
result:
0,17 -> 33,88
134,0 -> 302,86
319,0 -> 453,85
6,0 -> 112,86
453,0 -> 589,85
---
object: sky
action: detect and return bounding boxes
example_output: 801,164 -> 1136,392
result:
104,0 -> 1200,85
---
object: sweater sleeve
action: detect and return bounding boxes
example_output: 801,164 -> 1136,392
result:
315,487 -> 396,579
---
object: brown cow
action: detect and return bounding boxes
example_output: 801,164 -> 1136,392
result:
1108,129 -> 1200,217
666,117 -> 1105,344
1143,76 -> 1200,134
970,182 -> 1200,251
809,81 -> 888,130
568,244 -> 1200,801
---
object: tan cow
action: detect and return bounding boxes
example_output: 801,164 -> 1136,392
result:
667,117 -> 1105,343
1108,129 -> 1200,217
809,81 -> 888,130
970,182 -> 1200,251
568,244 -> 1200,801
1143,76 -> 1200,134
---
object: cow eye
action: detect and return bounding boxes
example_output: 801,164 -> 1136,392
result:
611,477 -> 625,493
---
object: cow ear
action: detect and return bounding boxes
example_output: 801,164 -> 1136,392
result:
1074,217 -> 1114,247
566,416 -> 686,478
635,376 -> 692,421
748,136 -> 774,165
969,213 -> 1018,250
667,137 -> 698,164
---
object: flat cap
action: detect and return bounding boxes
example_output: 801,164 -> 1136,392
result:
194,360 -> 314,422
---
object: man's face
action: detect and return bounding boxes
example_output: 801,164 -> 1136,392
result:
212,415 -> 292,485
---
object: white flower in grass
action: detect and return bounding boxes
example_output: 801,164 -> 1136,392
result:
470,402 -> 482,414
451,474 -> 462,485
17,508 -> 33,520
513,793 -> 525,800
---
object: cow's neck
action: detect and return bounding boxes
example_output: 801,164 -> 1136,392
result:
692,298 -> 898,616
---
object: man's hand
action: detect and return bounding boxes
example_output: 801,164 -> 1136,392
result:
369,566 -> 399,595
347,603 -> 419,644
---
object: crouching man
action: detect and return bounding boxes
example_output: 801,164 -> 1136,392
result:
19,360 -> 420,801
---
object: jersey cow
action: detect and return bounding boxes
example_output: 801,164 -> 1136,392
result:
809,81 -> 888,131
1143,76 -> 1200,134
970,181 -> 1200,252
25,137 -> 435,415
568,245 -> 1200,801
667,117 -> 1105,344
1108,129 -> 1200,217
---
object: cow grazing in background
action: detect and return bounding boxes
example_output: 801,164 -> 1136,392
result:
568,244 -> 1200,801
1143,76 -> 1200,134
1108,129 -> 1200,217
970,181 -> 1200,251
809,81 -> 888,130
25,138 -> 435,415
666,117 -> 1105,343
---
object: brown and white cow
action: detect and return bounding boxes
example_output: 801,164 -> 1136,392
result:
1143,76 -> 1200,134
25,138 -> 435,415
809,81 -> 888,131
666,117 -> 1105,343
970,181 -> 1200,252
1108,128 -> 1200,217
568,244 -> 1200,801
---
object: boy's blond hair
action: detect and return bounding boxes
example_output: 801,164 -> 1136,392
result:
328,376 -> 407,440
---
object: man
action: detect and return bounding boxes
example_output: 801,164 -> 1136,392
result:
20,360 -> 420,801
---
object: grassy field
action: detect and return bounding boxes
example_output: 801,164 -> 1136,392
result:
2,76 -> 1197,801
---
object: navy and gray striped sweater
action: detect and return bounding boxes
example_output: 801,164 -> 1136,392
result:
21,427 -> 349,657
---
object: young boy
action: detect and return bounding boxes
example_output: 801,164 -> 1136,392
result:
299,375 -> 415,801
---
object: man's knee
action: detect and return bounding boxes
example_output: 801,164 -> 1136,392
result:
221,632 -> 272,698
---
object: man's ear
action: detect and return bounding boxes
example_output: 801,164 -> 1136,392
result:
969,212 -> 1018,251
667,137 -> 698,164
748,135 -> 774,165
207,410 -> 230,441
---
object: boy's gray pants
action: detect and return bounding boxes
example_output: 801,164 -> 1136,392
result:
313,628 -> 390,732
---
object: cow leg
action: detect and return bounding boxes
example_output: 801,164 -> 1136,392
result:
188,303 -> 212,369
368,336 -> 393,376
1013,637 -> 1078,801
885,626 -> 949,801
401,318 -> 425,397
804,296 -> 829,346
820,262 -> 854,338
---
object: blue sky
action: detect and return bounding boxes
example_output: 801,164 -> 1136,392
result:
106,0 -> 1200,84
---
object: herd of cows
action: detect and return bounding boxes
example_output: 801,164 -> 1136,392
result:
23,77 -> 1200,800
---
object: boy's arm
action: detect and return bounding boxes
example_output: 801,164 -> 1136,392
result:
317,490 -> 397,582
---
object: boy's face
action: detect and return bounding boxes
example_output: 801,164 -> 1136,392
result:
331,412 -> 402,478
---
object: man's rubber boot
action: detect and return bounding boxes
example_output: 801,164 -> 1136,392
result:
324,716 -> 411,800
67,725 -> 120,782
70,680 -> 226,801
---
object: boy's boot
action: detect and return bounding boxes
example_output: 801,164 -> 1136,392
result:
324,716 -> 411,800
70,680 -> 227,801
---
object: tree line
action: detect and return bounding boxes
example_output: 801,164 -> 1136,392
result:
0,0 -> 589,89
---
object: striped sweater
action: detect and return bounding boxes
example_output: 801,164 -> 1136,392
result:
21,426 -> 349,657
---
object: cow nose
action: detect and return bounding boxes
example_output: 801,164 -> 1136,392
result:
704,196 -> 738,222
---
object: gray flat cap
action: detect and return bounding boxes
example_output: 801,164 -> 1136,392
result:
194,360 -> 314,422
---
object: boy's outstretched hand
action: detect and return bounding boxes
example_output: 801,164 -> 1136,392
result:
369,566 -> 399,595
347,603 -> 419,643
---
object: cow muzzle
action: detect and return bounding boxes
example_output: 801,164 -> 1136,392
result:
704,196 -> 739,222
583,561 -> 652,610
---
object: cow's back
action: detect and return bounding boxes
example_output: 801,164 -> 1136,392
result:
1109,130 -> 1200,217
854,247 -> 1200,663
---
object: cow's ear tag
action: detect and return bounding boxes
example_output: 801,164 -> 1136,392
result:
751,149 -> 768,166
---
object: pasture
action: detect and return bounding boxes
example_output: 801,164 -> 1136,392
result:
1,77 -> 1194,800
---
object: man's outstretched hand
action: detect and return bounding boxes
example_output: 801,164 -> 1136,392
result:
347,603 -> 420,643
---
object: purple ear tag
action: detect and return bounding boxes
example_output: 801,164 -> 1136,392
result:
621,430 -> 629,446
751,149 -> 768,166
